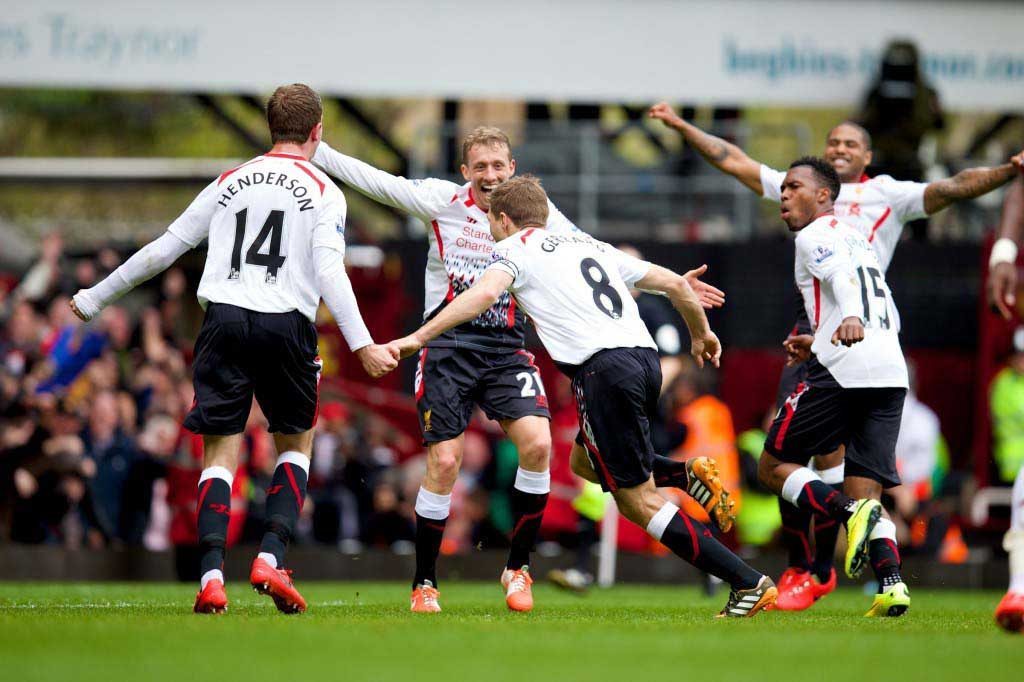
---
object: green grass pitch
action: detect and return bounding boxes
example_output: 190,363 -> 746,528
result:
1,582 -> 1021,682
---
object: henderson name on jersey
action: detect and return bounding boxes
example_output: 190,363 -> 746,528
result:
312,142 -> 579,352
795,214 -> 908,390
487,230 -> 657,369
169,152 -> 347,321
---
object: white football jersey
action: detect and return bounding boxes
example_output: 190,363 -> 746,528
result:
761,165 -> 927,272
168,152 -> 346,321
795,214 -> 907,389
313,143 -> 578,350
487,230 -> 657,366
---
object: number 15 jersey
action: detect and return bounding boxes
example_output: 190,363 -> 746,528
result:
167,152 -> 347,321
796,213 -> 907,389
488,230 -> 657,367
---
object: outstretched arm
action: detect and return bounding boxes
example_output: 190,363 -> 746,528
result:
313,247 -> 398,378
989,176 -> 1024,319
71,231 -> 191,321
389,269 -> 514,359
923,151 -> 1024,215
634,264 -> 720,368
648,102 -> 763,194
313,142 -> 451,222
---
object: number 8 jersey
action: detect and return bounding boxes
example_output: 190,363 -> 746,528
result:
487,229 -> 657,367
795,213 -> 908,389
167,152 -> 346,321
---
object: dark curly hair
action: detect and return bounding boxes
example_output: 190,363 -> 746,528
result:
789,156 -> 841,201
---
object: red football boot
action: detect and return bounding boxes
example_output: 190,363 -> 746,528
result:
995,591 -> 1024,633
811,568 -> 837,601
193,579 -> 228,614
773,568 -> 815,611
250,557 -> 307,614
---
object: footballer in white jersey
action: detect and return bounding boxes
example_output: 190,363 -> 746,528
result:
487,230 -> 656,367
387,176 -> 781,618
70,84 -> 396,616
756,158 -> 911,618
791,213 -> 907,390
314,126 -> 726,614
650,105 -> 1023,604
313,127 -> 570,612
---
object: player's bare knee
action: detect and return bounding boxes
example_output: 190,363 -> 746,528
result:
757,453 -> 777,489
429,449 -> 462,488
843,475 -> 883,500
610,489 -> 643,526
517,433 -> 551,472
813,447 -> 844,470
570,446 -> 599,483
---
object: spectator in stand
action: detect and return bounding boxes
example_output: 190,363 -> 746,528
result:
363,477 -> 415,550
8,233 -> 64,307
120,413 -> 179,545
991,328 -> 1024,484
309,401 -> 363,549
734,408 -> 782,549
858,40 -> 944,186
81,390 -> 139,543
668,360 -> 741,526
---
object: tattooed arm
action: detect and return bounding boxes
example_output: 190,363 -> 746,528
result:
648,102 -> 763,193
923,151 -> 1024,215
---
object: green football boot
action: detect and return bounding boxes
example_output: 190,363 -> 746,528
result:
844,499 -> 882,579
865,581 -> 910,617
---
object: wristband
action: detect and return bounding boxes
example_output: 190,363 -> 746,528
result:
990,237 -> 1019,269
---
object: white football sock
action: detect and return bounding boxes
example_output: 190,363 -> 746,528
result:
200,569 -> 223,590
780,467 -> 822,506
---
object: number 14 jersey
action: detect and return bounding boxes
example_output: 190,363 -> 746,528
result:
488,230 -> 657,367
167,152 -> 347,321
795,213 -> 907,389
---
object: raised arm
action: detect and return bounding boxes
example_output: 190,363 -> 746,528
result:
988,175 -> 1024,319
389,269 -> 514,359
923,151 -> 1024,215
634,263 -> 720,368
648,102 -> 763,194
72,180 -> 220,321
312,141 -> 452,222
70,231 -> 191,321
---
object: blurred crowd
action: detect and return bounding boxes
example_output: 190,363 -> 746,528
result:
0,235 -> 424,568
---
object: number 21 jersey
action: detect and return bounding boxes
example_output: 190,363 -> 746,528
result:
488,230 -> 657,367
796,214 -> 907,389
167,151 -> 346,321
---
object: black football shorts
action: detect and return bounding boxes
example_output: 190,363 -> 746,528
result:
413,346 -> 550,443
765,382 -> 906,488
572,347 -> 662,493
184,303 -> 321,436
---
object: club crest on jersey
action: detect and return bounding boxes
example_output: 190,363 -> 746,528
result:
812,245 -> 834,264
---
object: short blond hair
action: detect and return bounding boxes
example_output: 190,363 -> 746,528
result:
489,175 -> 549,227
461,126 -> 512,164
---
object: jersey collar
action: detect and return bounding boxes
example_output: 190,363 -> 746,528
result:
264,152 -> 307,160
